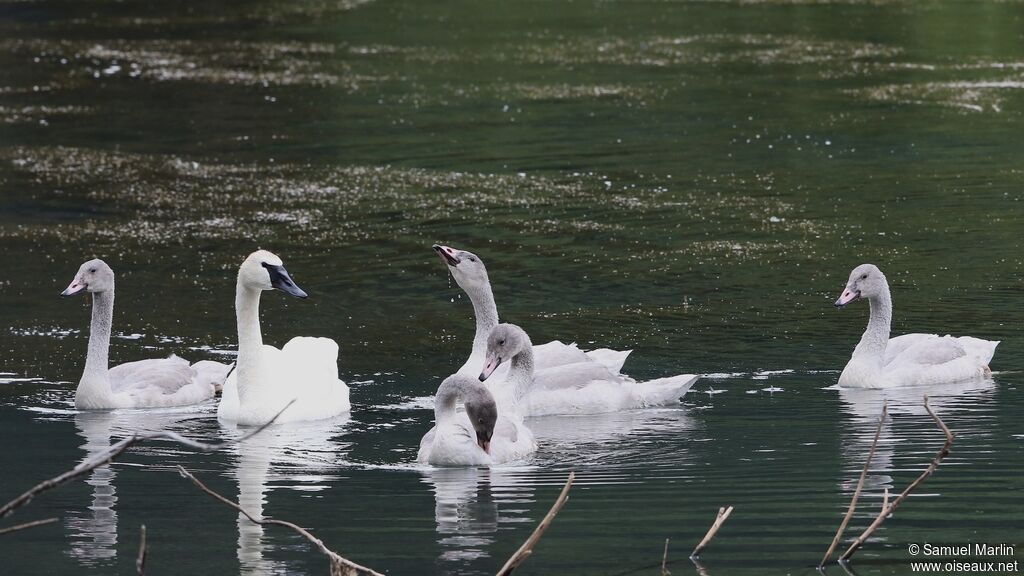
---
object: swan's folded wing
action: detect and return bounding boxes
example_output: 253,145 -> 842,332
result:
109,355 -> 194,395
891,335 -> 966,367
190,360 -> 232,392
532,361 -> 626,391
585,348 -> 632,374
884,334 -> 936,366
532,340 -> 590,370
279,336 -> 341,382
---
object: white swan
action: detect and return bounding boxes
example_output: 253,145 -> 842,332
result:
61,259 -> 231,410
417,374 -> 536,466
434,244 -> 697,414
834,263 -> 999,388
218,250 -> 350,425
480,323 -> 697,416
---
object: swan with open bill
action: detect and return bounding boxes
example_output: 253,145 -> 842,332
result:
479,323 -> 696,416
435,244 -> 698,414
417,374 -> 536,466
217,250 -> 350,425
834,263 -> 998,388
61,259 -> 231,409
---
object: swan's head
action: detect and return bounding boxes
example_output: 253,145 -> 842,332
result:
432,244 -> 490,292
460,378 -> 498,454
479,323 -> 528,381
238,250 -> 308,298
836,263 -> 886,307
62,259 -> 114,296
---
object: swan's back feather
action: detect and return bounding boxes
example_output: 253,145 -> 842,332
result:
107,355 -> 220,407
218,338 -> 350,425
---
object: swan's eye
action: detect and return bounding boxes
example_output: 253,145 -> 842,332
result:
498,339 -> 505,346
89,268 -> 96,273
468,257 -> 476,262
477,418 -> 485,424
861,274 -> 868,280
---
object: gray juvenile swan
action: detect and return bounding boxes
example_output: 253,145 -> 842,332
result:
834,263 -> 999,388
62,259 -> 231,409
479,323 -> 695,416
418,374 -> 536,466
435,244 -> 699,415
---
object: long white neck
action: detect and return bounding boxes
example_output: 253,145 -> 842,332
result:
434,378 -> 473,425
853,282 -> 892,363
465,281 -> 499,360
76,289 -> 116,406
507,334 -> 535,404
235,281 -> 266,407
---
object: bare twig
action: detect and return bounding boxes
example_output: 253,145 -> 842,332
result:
0,517 -> 58,536
819,401 -> 888,567
176,466 -> 383,576
661,538 -> 671,576
136,524 -> 148,576
496,471 -> 575,576
840,396 -> 954,562
0,400 -> 295,523
690,506 -> 733,559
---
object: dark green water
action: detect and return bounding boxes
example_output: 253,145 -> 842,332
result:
1,0 -> 1022,575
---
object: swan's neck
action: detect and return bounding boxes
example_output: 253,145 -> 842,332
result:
235,283 -> 266,406
853,285 -> 892,363
508,336 -> 535,404
466,282 -> 499,359
77,290 -> 115,404
434,378 -> 472,425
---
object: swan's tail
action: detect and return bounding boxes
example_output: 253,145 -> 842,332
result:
633,374 -> 699,407
586,348 -> 633,374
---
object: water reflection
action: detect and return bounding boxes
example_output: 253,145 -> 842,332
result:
222,416 -> 352,576
836,378 -> 998,494
419,466 -> 534,576
67,408 -> 208,565
531,406 -> 699,469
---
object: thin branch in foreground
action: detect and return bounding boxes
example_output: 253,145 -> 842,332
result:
176,466 -> 384,576
690,506 -> 733,559
661,538 -> 671,576
496,471 -> 575,576
840,396 -> 954,563
0,399 -> 295,524
0,517 -> 58,536
136,524 -> 148,576
819,401 -> 888,567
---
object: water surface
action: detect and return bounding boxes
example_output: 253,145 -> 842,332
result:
0,0 -> 1022,575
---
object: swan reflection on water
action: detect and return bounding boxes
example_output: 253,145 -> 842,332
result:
419,404 -> 698,574
837,377 -> 998,493
67,407 -> 210,565
221,414 -> 352,576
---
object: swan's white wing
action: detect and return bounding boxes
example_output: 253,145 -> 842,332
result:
585,348 -> 632,374
190,359 -> 232,392
884,334 -> 936,366
532,340 -> 590,370
890,335 -> 966,367
279,336 -> 339,382
532,361 -> 625,391
109,355 -> 193,395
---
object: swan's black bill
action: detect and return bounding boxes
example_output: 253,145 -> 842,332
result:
263,263 -> 308,298
433,244 -> 460,267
